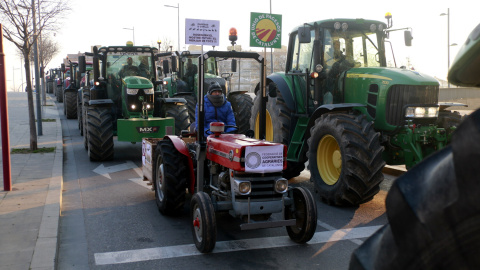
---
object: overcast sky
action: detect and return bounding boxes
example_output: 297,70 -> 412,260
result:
3,0 -> 479,91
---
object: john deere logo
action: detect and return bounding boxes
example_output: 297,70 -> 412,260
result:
250,12 -> 282,48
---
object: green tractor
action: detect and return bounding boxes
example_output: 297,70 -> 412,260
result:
46,68 -> 61,94
250,14 -> 463,206
79,42 -> 189,161
159,50 -> 253,134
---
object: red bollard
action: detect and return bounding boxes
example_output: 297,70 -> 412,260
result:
0,24 -> 12,191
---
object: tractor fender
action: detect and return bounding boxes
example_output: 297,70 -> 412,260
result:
158,97 -> 187,104
163,135 -> 196,193
64,85 -> 78,94
226,90 -> 248,99
255,73 -> 296,111
305,103 -> 366,139
88,99 -> 113,106
438,102 -> 468,111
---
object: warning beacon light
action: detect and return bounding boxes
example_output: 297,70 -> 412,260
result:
229,27 -> 238,46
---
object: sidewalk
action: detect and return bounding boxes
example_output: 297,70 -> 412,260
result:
0,92 -> 63,270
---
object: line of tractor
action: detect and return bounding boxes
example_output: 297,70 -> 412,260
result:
44,13 -> 466,253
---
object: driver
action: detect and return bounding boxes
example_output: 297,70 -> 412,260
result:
195,82 -> 236,137
119,57 -> 140,78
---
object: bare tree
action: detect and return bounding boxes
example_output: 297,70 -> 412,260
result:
160,37 -> 174,52
25,34 -> 60,69
0,0 -> 70,150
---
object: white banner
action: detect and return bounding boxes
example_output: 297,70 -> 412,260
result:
245,145 -> 284,173
185,18 -> 220,46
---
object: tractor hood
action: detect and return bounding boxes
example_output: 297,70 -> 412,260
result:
122,76 -> 153,89
344,67 -> 439,86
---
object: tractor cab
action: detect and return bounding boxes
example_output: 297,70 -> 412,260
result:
93,44 -> 161,120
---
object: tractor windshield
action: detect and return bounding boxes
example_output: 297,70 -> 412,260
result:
180,56 -> 217,90
323,28 -> 381,72
105,52 -> 154,80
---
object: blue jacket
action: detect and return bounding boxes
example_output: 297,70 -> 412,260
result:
195,95 -> 236,137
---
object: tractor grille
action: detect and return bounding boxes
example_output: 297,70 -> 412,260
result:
234,173 -> 284,201
385,85 -> 438,126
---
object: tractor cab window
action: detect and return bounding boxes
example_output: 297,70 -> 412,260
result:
323,29 -> 381,70
181,57 -> 198,91
289,29 -> 315,73
204,57 -> 217,75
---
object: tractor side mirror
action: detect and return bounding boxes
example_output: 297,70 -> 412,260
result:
171,56 -> 178,72
163,60 -> 170,75
404,30 -> 413,46
78,56 -> 86,74
298,26 -> 311,43
231,59 -> 237,72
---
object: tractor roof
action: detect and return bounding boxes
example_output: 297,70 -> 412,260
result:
291,18 -> 387,33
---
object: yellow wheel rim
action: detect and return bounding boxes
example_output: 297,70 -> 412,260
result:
255,110 -> 273,141
317,135 -> 341,185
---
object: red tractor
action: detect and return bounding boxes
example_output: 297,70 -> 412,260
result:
143,50 -> 318,253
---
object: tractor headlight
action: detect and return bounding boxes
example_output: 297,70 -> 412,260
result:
143,88 -> 154,94
275,179 -> 288,193
405,106 -> 438,118
233,180 -> 251,195
126,88 -> 139,95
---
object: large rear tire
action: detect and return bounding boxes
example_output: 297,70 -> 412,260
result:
86,107 -> 114,161
65,91 -> 77,119
228,93 -> 253,135
349,110 -> 480,270
250,84 -> 305,179
82,89 -> 90,149
56,87 -> 63,102
191,191 -> 217,253
153,139 -> 187,215
285,187 -> 317,243
176,94 -> 197,124
161,103 -> 190,135
307,113 -> 385,206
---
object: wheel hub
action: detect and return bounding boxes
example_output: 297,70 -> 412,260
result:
156,164 -> 164,201
193,208 -> 203,242
317,134 -> 341,185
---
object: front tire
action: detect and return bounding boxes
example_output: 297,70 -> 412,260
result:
86,107 -> 114,161
307,113 -> 385,206
285,187 -> 317,243
191,191 -> 217,253
436,110 -> 463,138
153,139 -> 187,215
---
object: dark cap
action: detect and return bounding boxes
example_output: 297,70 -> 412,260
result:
208,82 -> 222,94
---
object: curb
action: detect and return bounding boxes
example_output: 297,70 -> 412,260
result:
30,98 -> 63,270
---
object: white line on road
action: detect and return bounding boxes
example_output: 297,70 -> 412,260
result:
94,225 -> 381,265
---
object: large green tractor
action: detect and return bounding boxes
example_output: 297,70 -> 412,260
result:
79,43 -> 189,161
250,15 -> 462,206
159,50 -> 253,134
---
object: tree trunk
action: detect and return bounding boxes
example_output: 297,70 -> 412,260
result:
24,55 -> 38,151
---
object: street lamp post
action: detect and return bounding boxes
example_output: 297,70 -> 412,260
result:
440,8 -> 456,88
123,27 -> 135,45
164,3 -> 180,52
32,0 -> 42,135
157,40 -> 161,52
